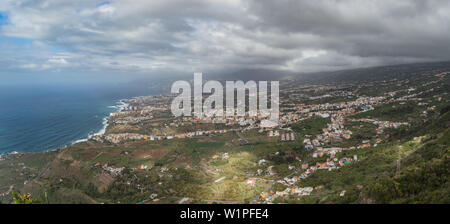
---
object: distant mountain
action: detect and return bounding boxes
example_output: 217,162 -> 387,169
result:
290,61 -> 450,84
209,69 -> 293,82
119,61 -> 450,94
199,61 -> 450,85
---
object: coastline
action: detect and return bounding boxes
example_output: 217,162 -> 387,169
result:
0,99 -> 131,158
70,99 -> 130,145
0,90 -> 166,159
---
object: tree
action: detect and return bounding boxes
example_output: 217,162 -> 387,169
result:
10,191 -> 44,204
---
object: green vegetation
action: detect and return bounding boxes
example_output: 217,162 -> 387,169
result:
290,112 -> 450,204
10,191 -> 44,204
291,116 -> 330,136
350,102 -> 424,122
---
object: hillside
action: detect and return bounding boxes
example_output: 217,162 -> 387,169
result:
0,61 -> 448,204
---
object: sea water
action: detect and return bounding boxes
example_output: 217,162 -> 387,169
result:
0,83 -> 158,155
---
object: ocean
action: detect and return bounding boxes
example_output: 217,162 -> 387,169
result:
0,83 -> 159,155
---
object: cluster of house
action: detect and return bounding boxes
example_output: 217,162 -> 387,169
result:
108,97 -> 172,125
390,82 -> 443,105
92,133 -> 150,144
161,89 -> 387,134
297,166 -> 318,181
255,110 -> 368,202
252,160 -> 278,177
106,74 -> 444,148
97,83 -> 397,149
374,120 -> 409,132
316,156 -> 357,169
258,151 -> 359,203
94,163 -> 124,177
280,133 -> 296,141
181,111 -> 275,128
110,110 -> 133,117
349,118 -> 409,135
303,115 -> 353,150
267,130 -> 280,137
260,186 -> 315,203
112,115 -> 154,125
255,77 -> 446,203
91,128 -> 237,144
125,94 -> 173,108
265,166 -> 277,177
295,89 -> 417,153
271,149 -> 358,190
314,147 -> 351,157
299,90 -> 355,101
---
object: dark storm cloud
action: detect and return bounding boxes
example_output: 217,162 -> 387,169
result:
0,0 -> 449,74
244,0 -> 450,60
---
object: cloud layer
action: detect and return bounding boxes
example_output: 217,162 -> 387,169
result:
1,0 -> 450,75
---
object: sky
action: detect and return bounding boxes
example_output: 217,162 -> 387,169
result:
1,0 -> 450,83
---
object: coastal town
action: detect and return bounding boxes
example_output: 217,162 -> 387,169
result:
1,0 -> 450,208
61,68 -> 446,204
0,65 -> 448,204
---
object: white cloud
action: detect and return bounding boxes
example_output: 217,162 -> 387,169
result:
0,0 -> 449,75
48,57 -> 68,64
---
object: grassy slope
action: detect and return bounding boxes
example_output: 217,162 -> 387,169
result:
289,111 -> 450,204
